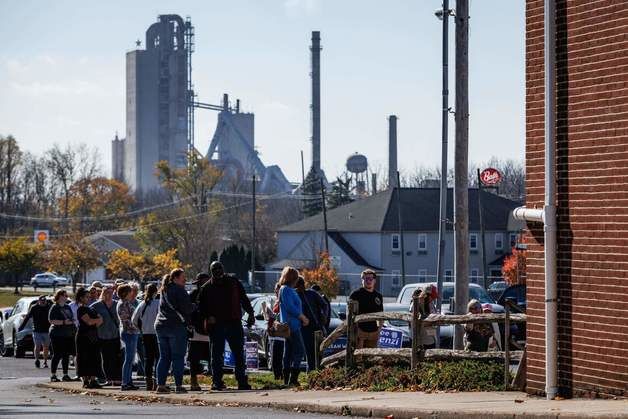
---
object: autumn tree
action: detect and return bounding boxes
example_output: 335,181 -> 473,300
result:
300,252 -> 339,299
0,238 -> 44,294
67,177 -> 134,230
502,247 -> 526,286
45,235 -> 100,292
107,248 -> 185,284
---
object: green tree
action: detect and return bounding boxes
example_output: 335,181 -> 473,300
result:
327,177 -> 354,209
0,238 -> 43,294
302,168 -> 324,217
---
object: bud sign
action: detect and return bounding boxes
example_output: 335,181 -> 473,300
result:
480,168 -> 502,186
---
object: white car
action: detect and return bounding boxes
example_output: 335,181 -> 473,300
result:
30,272 -> 69,288
1,297 -> 40,357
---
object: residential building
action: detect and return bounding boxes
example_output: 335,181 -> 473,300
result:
273,188 -> 523,297
86,231 -> 142,283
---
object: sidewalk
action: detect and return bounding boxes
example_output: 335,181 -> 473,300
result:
42,381 -> 627,418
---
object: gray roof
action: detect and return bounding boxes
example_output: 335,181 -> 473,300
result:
279,188 -> 521,233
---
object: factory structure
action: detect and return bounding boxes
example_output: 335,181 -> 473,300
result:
111,15 -> 399,198
112,14 -> 293,194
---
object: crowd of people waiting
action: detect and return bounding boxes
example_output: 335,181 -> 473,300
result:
18,263 -> 496,393
18,261 -> 333,393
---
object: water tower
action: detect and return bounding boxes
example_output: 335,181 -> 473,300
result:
346,153 -> 368,197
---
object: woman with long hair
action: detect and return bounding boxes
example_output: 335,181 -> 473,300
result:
132,282 -> 160,391
48,289 -> 77,382
278,266 -> 309,386
74,287 -> 103,388
117,284 -> 140,390
155,269 -> 193,394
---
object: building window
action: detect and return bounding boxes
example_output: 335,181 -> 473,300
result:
471,268 -> 480,284
417,234 -> 427,252
391,234 -> 400,252
495,233 -> 504,252
418,269 -> 427,282
445,269 -> 453,281
469,233 -> 478,251
510,233 -> 518,249
391,270 -> 400,286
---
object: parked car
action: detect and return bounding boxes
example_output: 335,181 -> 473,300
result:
330,302 -> 347,320
497,284 -> 527,344
488,281 -> 508,302
30,272 -> 69,288
1,297 -> 41,357
396,282 -> 504,349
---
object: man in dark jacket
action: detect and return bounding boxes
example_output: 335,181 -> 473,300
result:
19,296 -> 52,368
198,262 -> 255,391
296,277 -> 327,371
188,273 -> 211,391
311,284 -> 331,330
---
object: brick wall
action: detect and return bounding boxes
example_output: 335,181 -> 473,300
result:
525,0 -> 628,398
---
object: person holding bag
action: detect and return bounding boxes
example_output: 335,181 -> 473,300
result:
278,267 -> 309,387
117,284 -> 140,391
91,286 -> 122,386
155,269 -> 194,394
75,287 -> 103,389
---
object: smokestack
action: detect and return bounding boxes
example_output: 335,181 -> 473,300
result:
388,115 -> 398,188
222,93 -> 229,111
310,31 -> 321,173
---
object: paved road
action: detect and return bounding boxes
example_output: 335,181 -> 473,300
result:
0,356 -> 342,418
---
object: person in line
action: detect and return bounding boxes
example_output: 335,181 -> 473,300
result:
132,283 -> 160,391
198,261 -> 254,391
349,269 -> 384,349
311,284 -> 332,331
278,267 -> 309,386
19,296 -> 51,368
187,273 -> 211,391
91,286 -> 122,386
48,289 -> 77,382
128,282 -> 145,378
112,279 -> 126,301
75,287 -> 103,389
117,284 -> 140,391
262,282 -> 284,381
155,269 -> 194,394
295,277 -> 327,371
464,299 -> 495,352
412,284 -> 438,349
87,285 -> 101,306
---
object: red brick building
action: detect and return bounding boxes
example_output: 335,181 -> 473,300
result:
525,0 -> 628,397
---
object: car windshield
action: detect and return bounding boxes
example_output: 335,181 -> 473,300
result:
400,285 -> 494,305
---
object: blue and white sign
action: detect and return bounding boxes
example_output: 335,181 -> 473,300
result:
323,336 -> 347,357
378,328 -> 403,349
224,341 -> 259,369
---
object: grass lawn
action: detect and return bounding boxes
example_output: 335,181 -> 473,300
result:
0,289 -> 41,308
185,371 -> 308,390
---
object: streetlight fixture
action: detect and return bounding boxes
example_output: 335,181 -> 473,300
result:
435,0 -> 455,349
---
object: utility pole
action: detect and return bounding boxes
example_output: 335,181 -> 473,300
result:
251,174 -> 256,287
436,0 -> 452,328
320,178 -> 329,253
453,0 -> 469,350
396,171 -> 406,287
300,150 -> 306,186
477,169 -> 489,289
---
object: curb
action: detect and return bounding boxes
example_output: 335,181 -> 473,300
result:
38,383 -> 626,419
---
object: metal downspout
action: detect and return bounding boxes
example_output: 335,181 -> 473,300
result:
513,0 -> 558,400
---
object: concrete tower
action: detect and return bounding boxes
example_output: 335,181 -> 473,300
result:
124,15 -> 190,193
388,115 -> 398,188
111,133 -> 125,182
310,31 -> 321,173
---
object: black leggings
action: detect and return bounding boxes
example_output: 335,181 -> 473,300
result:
51,335 -> 74,375
142,334 -> 158,380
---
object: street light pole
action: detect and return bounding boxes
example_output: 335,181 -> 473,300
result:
436,0 -> 452,328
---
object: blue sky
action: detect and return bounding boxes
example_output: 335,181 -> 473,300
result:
0,0 -> 525,182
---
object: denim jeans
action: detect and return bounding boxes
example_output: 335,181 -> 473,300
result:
283,328 -> 305,370
121,332 -> 139,386
209,322 -> 246,386
156,326 -> 187,387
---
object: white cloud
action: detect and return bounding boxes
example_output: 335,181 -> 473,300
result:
9,80 -> 111,97
284,0 -> 320,17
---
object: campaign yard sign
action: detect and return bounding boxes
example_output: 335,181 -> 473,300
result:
378,328 -> 403,349
224,341 -> 259,370
323,336 -> 347,357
